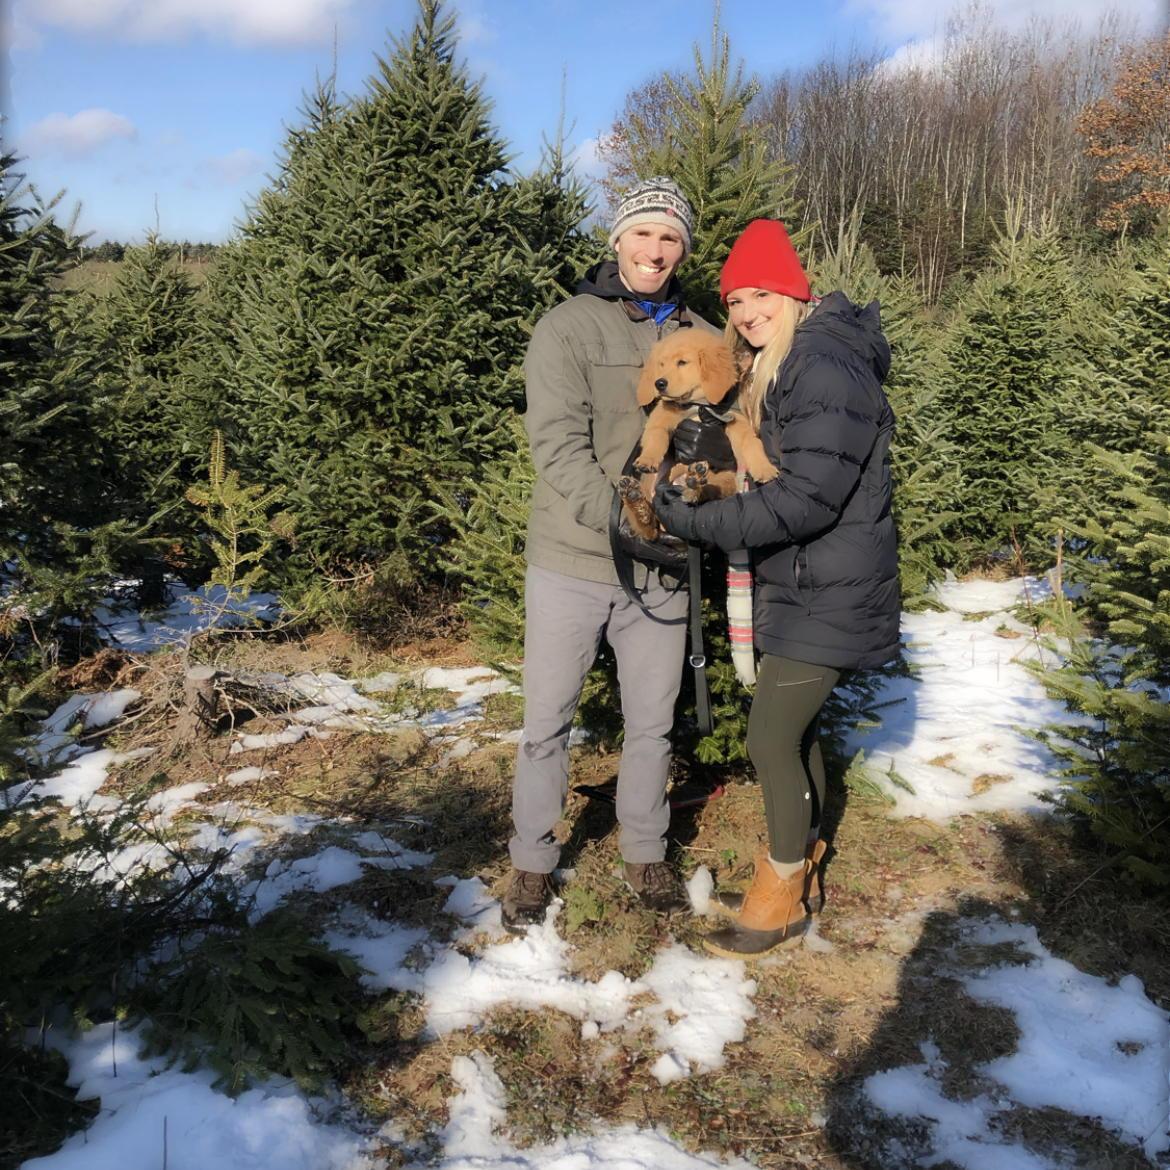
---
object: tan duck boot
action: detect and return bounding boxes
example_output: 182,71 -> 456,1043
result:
702,855 -> 809,958
707,838 -> 827,919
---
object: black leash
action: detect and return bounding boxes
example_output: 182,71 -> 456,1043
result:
608,492 -> 713,737
688,543 -> 713,736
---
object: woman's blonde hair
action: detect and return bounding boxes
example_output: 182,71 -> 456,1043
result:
723,294 -> 810,431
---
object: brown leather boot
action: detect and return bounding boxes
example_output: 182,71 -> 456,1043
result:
707,838 -> 827,919
702,855 -> 809,958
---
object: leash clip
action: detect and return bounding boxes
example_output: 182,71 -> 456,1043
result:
689,653 -> 707,668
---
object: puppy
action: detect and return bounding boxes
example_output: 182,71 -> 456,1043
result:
618,330 -> 777,541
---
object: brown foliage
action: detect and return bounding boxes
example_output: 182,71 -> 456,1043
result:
1078,33 -> 1170,233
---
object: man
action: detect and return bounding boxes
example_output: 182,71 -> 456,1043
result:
502,177 -> 708,934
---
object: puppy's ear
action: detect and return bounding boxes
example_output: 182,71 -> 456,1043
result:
635,359 -> 659,407
697,339 -> 738,404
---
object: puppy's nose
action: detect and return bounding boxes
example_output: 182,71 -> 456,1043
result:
654,377 -> 667,393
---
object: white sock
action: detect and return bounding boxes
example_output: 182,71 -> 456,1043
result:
766,856 -> 805,880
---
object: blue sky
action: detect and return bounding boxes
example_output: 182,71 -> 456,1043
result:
4,0 -> 1164,244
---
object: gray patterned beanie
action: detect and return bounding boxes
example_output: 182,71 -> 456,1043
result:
608,176 -> 694,256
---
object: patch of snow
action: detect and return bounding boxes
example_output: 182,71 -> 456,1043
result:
23,1022 -> 371,1170
686,865 -> 714,915
862,917 -> 1170,1165
437,875 -> 501,931
230,725 -> 310,753
324,912 -> 431,994
845,577 -> 1079,819
637,942 -> 756,1082
224,766 -> 273,785
436,1049 -> 758,1170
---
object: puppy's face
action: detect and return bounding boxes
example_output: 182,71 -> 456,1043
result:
636,331 -> 739,408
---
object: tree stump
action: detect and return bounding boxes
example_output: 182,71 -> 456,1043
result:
177,665 -> 223,742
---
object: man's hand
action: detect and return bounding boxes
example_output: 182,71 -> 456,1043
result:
654,483 -> 703,544
672,414 -> 735,470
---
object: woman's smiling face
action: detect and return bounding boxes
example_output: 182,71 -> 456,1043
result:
726,286 -> 785,348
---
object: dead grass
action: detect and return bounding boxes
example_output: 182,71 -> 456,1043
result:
64,630 -> 1170,1170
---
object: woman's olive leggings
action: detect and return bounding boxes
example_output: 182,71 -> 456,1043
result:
745,654 -> 841,864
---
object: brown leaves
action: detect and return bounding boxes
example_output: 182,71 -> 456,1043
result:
1078,33 -> 1170,233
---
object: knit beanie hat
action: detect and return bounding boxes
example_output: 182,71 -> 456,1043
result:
608,177 -> 695,256
719,219 -> 810,303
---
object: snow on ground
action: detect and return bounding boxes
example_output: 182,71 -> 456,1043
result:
845,573 -> 1078,819
91,583 -> 280,652
864,916 -> 1170,1167
436,1050 -> 758,1170
22,1023 -> 371,1170
16,574 -> 1170,1170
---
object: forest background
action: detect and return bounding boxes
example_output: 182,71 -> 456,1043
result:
2,0 -> 1170,1155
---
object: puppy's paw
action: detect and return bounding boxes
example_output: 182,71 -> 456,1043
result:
619,474 -> 644,502
681,461 -> 710,504
632,461 -> 657,476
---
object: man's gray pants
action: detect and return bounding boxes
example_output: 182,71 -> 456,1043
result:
509,564 -> 688,874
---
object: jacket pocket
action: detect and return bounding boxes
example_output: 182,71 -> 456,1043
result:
586,343 -> 645,413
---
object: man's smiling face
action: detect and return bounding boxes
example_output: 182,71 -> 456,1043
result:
613,223 -> 686,296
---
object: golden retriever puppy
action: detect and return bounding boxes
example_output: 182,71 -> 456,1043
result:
618,330 -> 777,541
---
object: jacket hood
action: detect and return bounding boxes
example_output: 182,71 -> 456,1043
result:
796,290 -> 891,381
576,259 -> 685,306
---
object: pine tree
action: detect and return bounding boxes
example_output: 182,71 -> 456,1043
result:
192,2 -> 574,599
87,234 -> 203,601
437,129 -> 595,662
603,12 -> 808,320
934,220 -> 1088,568
1039,436 -> 1170,886
0,152 -> 121,632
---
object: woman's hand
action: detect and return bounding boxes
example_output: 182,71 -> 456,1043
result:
672,414 -> 735,469
654,483 -> 703,544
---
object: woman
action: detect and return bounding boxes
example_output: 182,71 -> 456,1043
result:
655,219 -> 900,958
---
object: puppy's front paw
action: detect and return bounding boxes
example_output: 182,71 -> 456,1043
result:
619,476 -> 659,539
619,474 -> 643,501
681,460 -> 709,504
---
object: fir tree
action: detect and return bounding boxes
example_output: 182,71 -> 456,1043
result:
438,136 -> 595,661
0,152 -> 121,633
88,233 -> 203,601
1039,436 -> 1170,886
193,2 -> 577,598
934,221 -> 1087,568
605,13 -> 808,320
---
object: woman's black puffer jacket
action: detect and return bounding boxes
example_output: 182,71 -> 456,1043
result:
682,292 -> 900,670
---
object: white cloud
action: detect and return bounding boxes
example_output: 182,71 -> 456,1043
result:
570,136 -> 607,181
204,148 -> 266,184
848,0 -> 1163,43
21,0 -> 360,47
22,109 -> 138,157
450,0 -> 497,48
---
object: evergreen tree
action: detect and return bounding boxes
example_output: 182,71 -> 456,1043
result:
1040,436 -> 1170,886
88,234 -> 203,601
193,2 -> 575,599
933,221 -> 1087,568
0,152 -> 120,633
605,13 -> 808,320
439,137 -> 595,661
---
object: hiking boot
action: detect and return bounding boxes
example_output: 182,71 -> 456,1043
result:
707,838 -> 828,919
703,854 -> 809,959
501,869 -> 554,935
624,861 -> 691,915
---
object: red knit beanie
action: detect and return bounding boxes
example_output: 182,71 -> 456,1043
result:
719,219 -> 810,303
